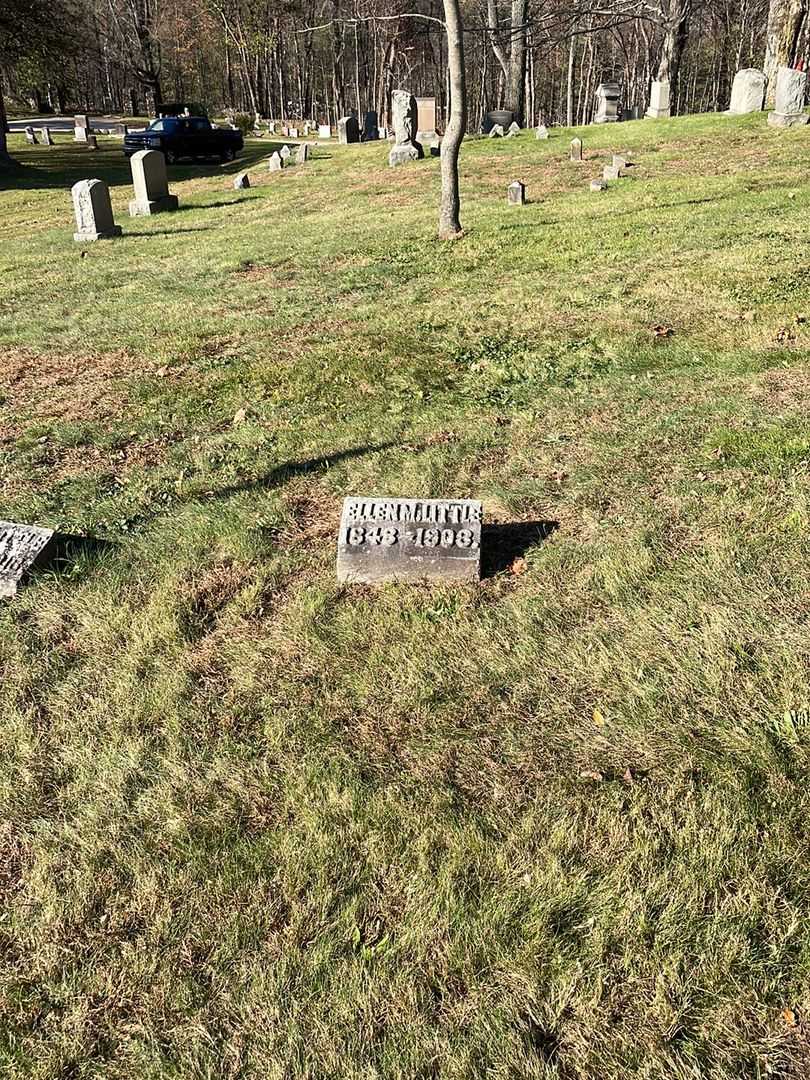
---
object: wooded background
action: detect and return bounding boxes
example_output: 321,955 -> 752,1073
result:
1,0 -> 806,131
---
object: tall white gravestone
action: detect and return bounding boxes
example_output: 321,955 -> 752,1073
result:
768,67 -> 809,127
726,69 -> 767,114
73,113 -> 90,142
72,179 -> 122,242
645,80 -> 671,119
389,90 -> 424,166
128,150 -> 179,216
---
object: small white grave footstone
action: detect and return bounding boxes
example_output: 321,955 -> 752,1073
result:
318,124 -> 331,139
612,152 -> 631,169
507,121 -> 521,135
645,79 -> 671,119
726,69 -> 767,114
72,178 -> 122,241
768,66 -> 809,127
590,178 -> 608,192
488,124 -> 504,138
570,137 -> 583,161
0,521 -> 56,598
233,170 -> 250,189
507,180 -> 526,205
289,127 -> 299,138
279,144 -> 291,160
295,143 -> 310,164
128,149 -> 179,216
268,151 -> 283,171
41,127 -> 54,145
603,164 -> 623,180
535,124 -> 549,139
25,126 -> 38,145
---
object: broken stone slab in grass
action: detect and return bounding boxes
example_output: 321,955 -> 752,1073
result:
1,522 -> 56,598
0,522 -> 112,598
336,497 -> 482,584
590,178 -> 608,192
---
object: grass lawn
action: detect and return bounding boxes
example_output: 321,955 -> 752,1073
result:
2,114 -> 810,1078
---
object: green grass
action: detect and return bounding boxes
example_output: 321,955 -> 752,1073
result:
3,114 -> 810,1078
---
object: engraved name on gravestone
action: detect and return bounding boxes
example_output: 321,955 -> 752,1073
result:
336,498 -> 482,583
0,521 -> 56,597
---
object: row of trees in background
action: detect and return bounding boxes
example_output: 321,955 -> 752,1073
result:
1,0 -> 809,134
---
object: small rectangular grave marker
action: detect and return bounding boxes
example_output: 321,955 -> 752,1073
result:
336,497 -> 482,583
0,521 -> 56,597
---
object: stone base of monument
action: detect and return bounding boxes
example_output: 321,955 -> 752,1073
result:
417,129 -> 439,146
388,142 -> 424,166
645,106 -> 670,119
336,498 -> 482,584
767,111 -> 809,127
74,225 -> 123,242
128,194 -> 180,217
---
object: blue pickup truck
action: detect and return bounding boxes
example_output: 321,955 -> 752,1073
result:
124,116 -> 243,164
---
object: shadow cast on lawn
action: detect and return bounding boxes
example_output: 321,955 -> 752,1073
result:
482,520 -> 558,577
195,443 -> 396,502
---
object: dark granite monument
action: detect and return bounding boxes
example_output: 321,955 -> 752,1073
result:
336,497 -> 482,583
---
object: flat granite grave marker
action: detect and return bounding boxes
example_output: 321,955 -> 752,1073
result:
336,498 -> 482,583
0,521 -> 56,598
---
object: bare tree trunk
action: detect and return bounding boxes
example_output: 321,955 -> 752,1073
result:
656,0 -> 693,110
566,32 -> 576,125
0,85 -> 18,168
764,0 -> 808,104
439,0 -> 466,239
506,0 -> 527,120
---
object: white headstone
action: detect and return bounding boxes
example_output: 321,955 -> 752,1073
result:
488,124 -> 504,138
25,126 -> 38,145
73,114 -> 90,142
507,180 -> 526,205
726,69 -> 767,115
768,66 -> 809,127
268,151 -> 283,171
507,121 -> 521,135
233,170 -> 250,189
279,144 -> 292,160
570,137 -> 583,161
535,124 -> 549,139
318,124 -> 331,139
72,178 -> 122,242
295,143 -> 310,164
645,80 -> 670,119
128,149 -> 179,216
41,127 -> 54,145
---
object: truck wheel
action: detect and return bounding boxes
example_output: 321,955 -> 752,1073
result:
165,150 -> 177,165
221,147 -> 235,163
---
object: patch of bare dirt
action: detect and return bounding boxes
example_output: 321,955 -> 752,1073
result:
754,365 -> 810,411
0,347 -> 143,436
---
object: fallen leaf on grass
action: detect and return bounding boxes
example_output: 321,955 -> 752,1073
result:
233,408 -> 247,425
593,709 -> 606,727
623,768 -> 634,784
651,324 -> 674,338
579,770 -> 604,781
510,557 -> 528,576
783,1008 -> 797,1027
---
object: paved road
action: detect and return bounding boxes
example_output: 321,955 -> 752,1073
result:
7,116 -> 131,133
